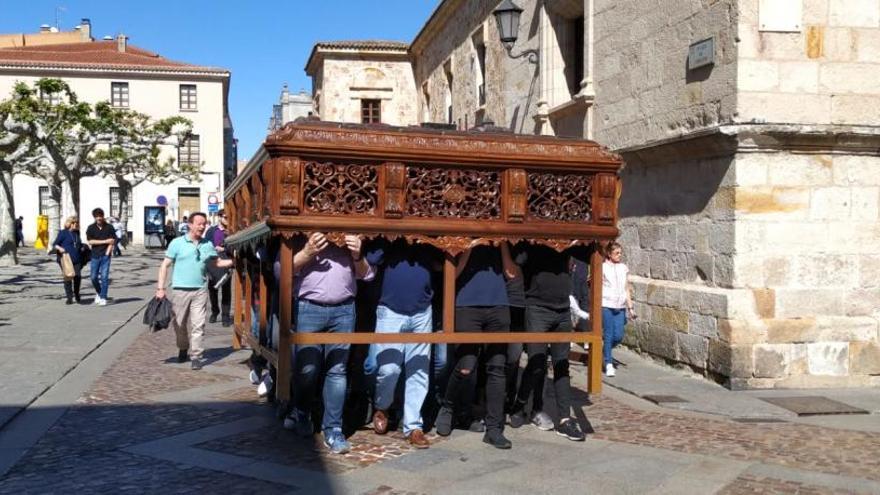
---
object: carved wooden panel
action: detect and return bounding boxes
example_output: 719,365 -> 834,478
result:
527,172 -> 593,222
384,162 -> 406,219
506,168 -> 527,223
406,166 -> 501,220
303,161 -> 379,215
594,173 -> 617,226
277,157 -> 302,215
258,167 -> 271,219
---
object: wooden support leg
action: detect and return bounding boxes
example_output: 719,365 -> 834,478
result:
259,262 -> 269,345
232,259 -> 243,350
589,243 -> 604,395
443,254 -> 456,333
244,260 -> 254,342
276,237 -> 294,404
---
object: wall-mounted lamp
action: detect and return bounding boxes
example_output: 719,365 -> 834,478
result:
492,0 -> 539,67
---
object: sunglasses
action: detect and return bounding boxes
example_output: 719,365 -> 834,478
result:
194,246 -> 201,262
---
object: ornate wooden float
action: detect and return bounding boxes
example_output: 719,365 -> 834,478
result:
224,120 -> 623,404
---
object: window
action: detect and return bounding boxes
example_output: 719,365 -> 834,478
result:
361,99 -> 381,124
421,82 -> 431,122
109,187 -> 132,220
472,32 -> 487,106
179,84 -> 197,111
567,16 -> 585,97
38,186 -> 50,215
178,134 -> 200,167
444,60 -> 454,125
39,91 -> 61,106
111,82 -> 129,108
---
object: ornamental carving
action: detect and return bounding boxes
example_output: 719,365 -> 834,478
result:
303,161 -> 379,215
276,157 -> 302,216
594,173 -> 618,226
506,168 -> 528,223
383,162 -> 406,219
406,167 -> 501,220
527,172 -> 593,223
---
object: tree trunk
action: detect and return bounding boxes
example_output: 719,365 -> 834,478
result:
68,171 -> 81,220
117,176 -> 133,223
0,164 -> 18,266
46,183 -> 62,252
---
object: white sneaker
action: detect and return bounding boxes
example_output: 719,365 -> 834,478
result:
257,373 -> 273,397
95,297 -> 107,306
605,363 -> 616,377
249,369 -> 260,385
92,297 -> 102,305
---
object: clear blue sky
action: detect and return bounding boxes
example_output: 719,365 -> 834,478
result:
0,0 -> 440,159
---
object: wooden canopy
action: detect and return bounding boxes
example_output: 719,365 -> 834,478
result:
225,120 -> 623,403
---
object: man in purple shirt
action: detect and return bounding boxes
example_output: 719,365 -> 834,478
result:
283,232 -> 373,455
206,211 -> 231,326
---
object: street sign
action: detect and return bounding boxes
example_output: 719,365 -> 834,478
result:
207,193 -> 219,205
208,203 -> 219,213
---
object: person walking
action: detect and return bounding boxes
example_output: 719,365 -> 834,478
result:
111,217 -> 125,257
156,212 -> 234,370
85,208 -> 116,306
365,238 -> 440,449
205,210 -> 232,326
51,216 -> 84,305
282,232 -> 374,455
163,220 -> 177,248
15,216 -> 24,247
602,242 -> 634,377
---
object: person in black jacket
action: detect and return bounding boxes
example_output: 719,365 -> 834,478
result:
51,216 -> 84,304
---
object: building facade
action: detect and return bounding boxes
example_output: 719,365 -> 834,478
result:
0,19 -> 234,244
267,84 -> 314,132
307,0 -> 880,388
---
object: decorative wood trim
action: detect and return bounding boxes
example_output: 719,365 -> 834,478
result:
594,173 -> 618,226
383,161 -> 406,218
276,157 -> 302,216
506,168 -> 527,223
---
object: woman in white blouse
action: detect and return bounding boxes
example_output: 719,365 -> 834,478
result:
601,242 -> 633,377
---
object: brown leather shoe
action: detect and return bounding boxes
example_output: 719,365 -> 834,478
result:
373,409 -> 389,435
407,429 -> 430,449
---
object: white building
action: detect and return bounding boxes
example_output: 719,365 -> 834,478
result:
0,19 -> 234,245
268,83 -> 313,132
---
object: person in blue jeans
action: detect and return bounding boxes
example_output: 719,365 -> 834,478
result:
282,232 -> 374,455
365,238 -> 441,449
85,208 -> 116,306
601,242 -> 634,377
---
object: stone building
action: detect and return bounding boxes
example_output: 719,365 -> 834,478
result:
267,84 -> 314,132
307,0 -> 880,388
0,19 -> 235,244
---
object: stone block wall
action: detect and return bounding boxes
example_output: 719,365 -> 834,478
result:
592,0 -> 740,150
737,0 -> 880,126
319,57 -> 418,126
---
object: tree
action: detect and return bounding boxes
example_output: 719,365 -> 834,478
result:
0,120 -> 30,266
0,78 -> 105,244
92,106 -> 195,223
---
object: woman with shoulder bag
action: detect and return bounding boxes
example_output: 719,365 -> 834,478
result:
52,216 -> 84,305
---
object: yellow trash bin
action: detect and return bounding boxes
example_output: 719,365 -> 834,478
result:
34,214 -> 49,249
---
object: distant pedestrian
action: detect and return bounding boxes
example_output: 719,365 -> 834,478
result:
178,216 -> 190,236
205,210 -> 231,326
52,216 -> 84,304
156,212 -> 234,370
86,208 -> 116,306
110,217 -> 125,257
15,216 -> 24,247
601,242 -> 634,377
163,220 -> 177,247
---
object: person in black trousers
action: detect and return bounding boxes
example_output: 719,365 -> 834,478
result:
435,242 -> 515,449
51,216 -> 84,304
205,211 -> 232,326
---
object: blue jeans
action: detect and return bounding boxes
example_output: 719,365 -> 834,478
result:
90,255 -> 111,300
602,307 -> 627,366
293,299 -> 354,432
372,305 -> 432,435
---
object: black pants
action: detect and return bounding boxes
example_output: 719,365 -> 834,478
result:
209,276 -> 231,318
444,305 -> 510,433
513,305 -> 572,420
505,307 -> 525,410
60,262 -> 82,301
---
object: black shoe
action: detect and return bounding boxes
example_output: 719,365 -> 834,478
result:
177,350 -> 189,363
482,430 -> 512,449
209,313 -> 218,324
75,295 -> 82,304
191,359 -> 203,371
222,316 -> 232,328
435,406 -> 453,437
556,419 -> 585,441
65,298 -> 73,305
468,419 -> 486,433
508,409 -> 527,429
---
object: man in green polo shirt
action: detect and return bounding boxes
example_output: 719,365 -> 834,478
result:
156,212 -> 234,370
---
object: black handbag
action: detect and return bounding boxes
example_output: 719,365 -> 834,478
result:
79,243 -> 92,263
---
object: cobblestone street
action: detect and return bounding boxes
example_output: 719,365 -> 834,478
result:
1,250 -> 879,494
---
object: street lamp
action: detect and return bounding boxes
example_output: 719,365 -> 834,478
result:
492,0 -> 538,66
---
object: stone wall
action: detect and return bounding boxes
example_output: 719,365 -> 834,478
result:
318,56 -> 418,126
592,0 -> 740,150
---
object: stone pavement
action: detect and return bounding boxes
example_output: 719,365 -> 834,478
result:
1,250 -> 880,494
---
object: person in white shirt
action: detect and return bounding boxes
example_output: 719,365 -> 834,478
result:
601,242 -> 634,377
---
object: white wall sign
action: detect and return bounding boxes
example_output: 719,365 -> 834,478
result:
688,38 -> 715,70
759,0 -> 802,32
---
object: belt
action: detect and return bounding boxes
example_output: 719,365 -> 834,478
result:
301,297 -> 354,307
173,287 -> 202,292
